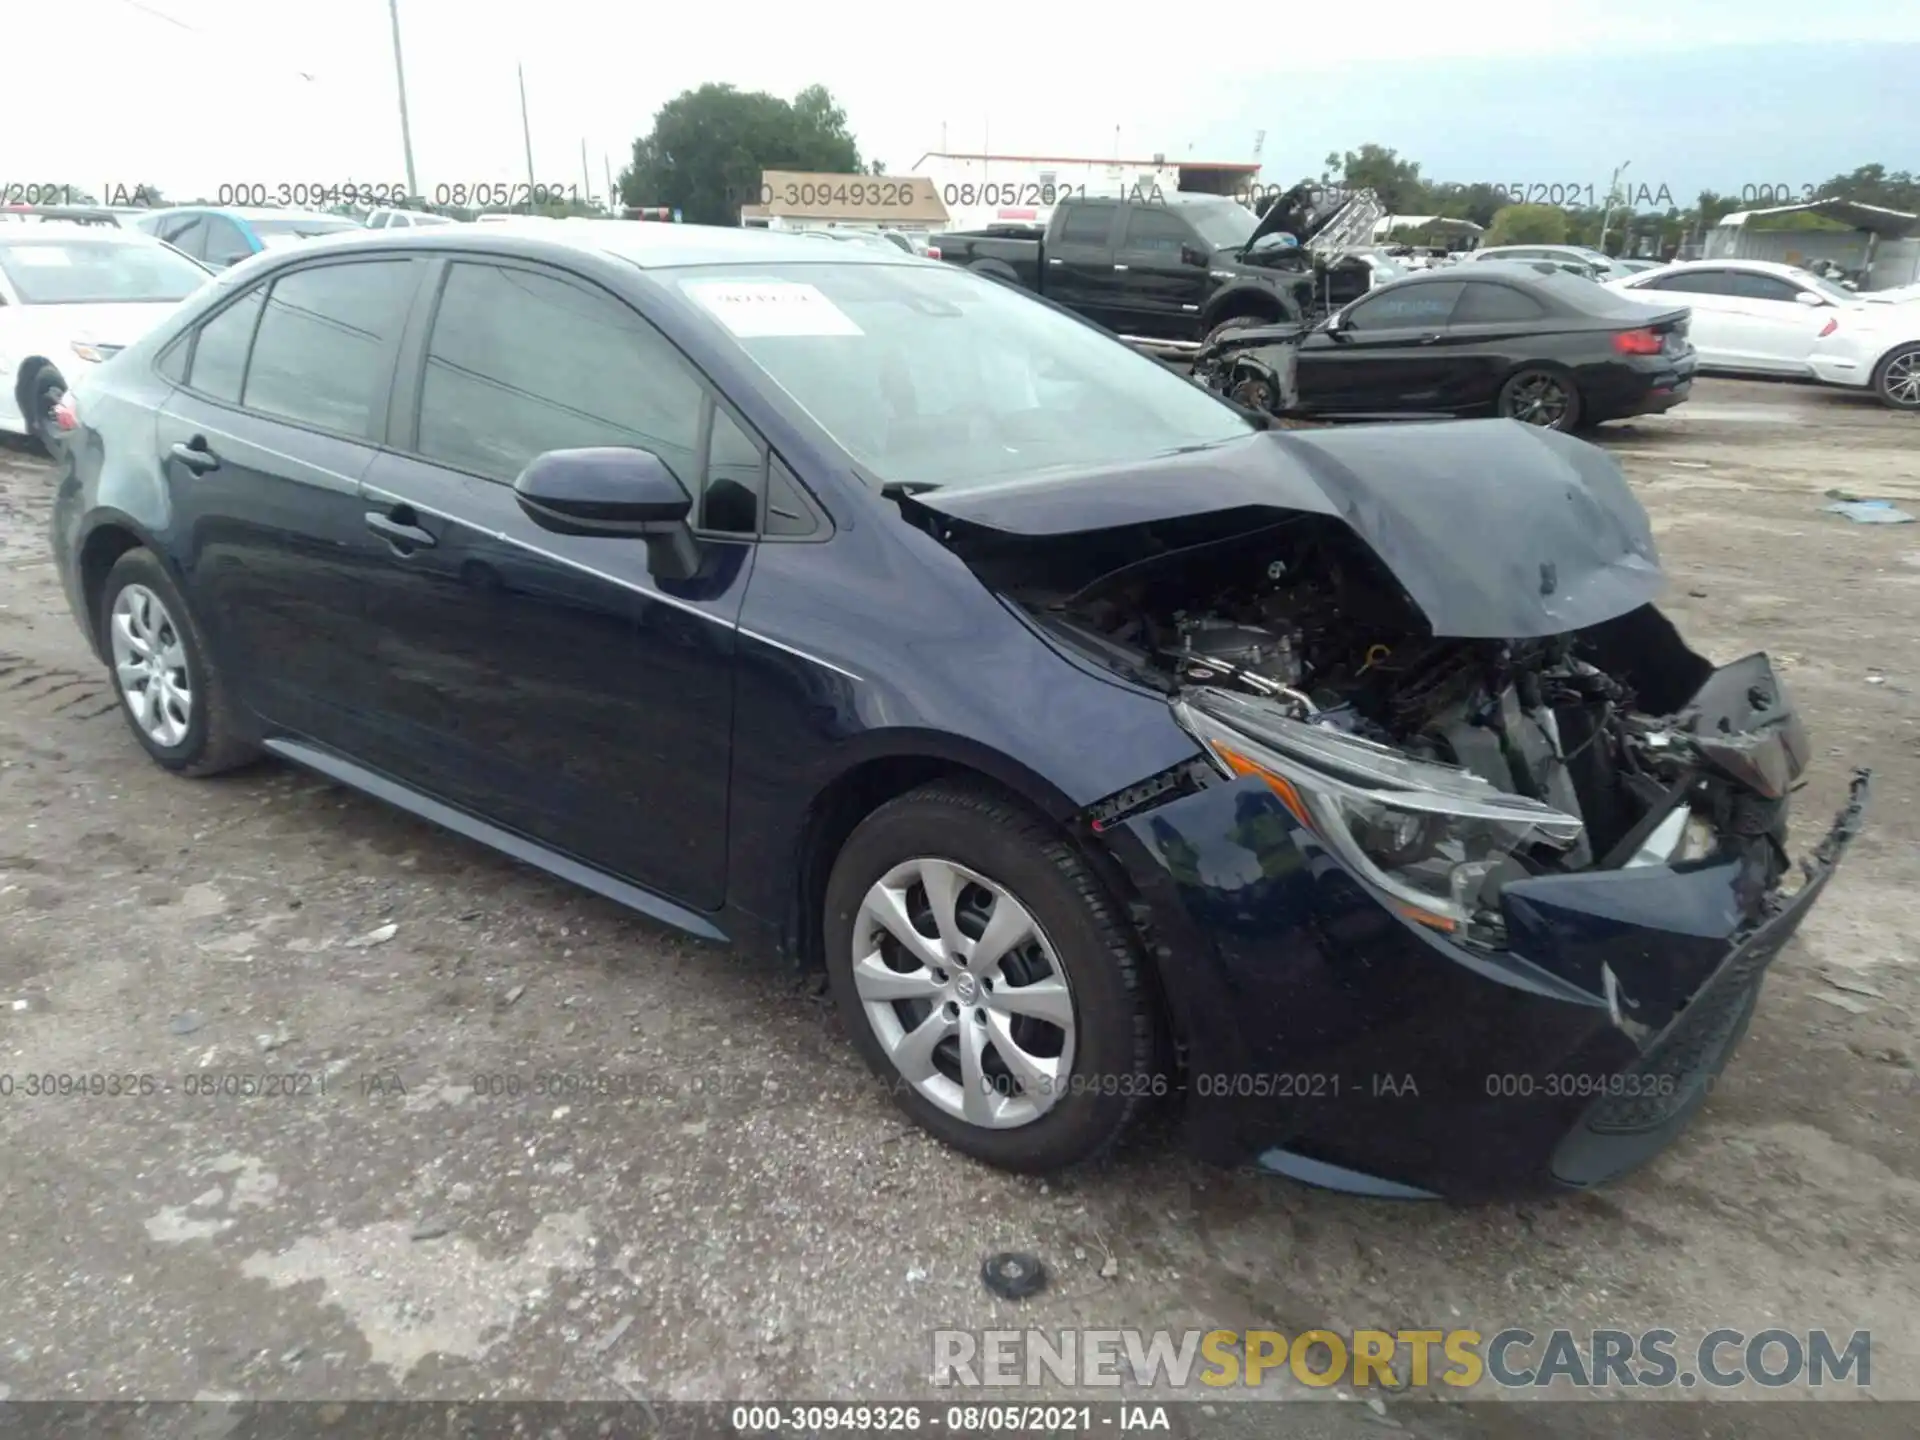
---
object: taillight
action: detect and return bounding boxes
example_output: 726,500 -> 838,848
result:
53,392 -> 78,432
1613,327 -> 1663,355
1819,318 -> 1839,338
925,245 -> 941,260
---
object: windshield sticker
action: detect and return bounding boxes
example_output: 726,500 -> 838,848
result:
10,248 -> 75,266
682,280 -> 863,338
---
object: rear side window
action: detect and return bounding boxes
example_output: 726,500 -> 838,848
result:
159,216 -> 208,258
241,260 -> 418,438
1452,283 -> 1546,323
366,212 -> 388,229
1728,271 -> 1800,302
186,288 -> 266,403
416,261 -> 705,485
1057,205 -> 1117,246
1643,270 -> 1729,295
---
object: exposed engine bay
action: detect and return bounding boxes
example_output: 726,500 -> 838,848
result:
993,513 -> 1809,917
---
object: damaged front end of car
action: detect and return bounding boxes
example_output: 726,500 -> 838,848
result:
903,420 -> 1870,1196
1192,322 -> 1305,419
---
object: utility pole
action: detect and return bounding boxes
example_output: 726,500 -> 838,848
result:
1597,159 -> 1631,255
580,138 -> 592,209
605,155 -> 617,211
518,64 -> 537,211
385,0 -> 419,200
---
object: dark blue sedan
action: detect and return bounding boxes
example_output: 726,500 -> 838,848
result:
48,221 -> 1866,1199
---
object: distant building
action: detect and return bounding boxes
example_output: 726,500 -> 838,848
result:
911,152 -> 1262,232
739,171 -> 950,243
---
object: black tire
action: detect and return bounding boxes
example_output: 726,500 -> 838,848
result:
823,781 -> 1157,1173
1497,366 -> 1582,431
24,361 -> 66,457
1872,343 -> 1920,411
96,548 -> 258,777
1203,315 -> 1267,350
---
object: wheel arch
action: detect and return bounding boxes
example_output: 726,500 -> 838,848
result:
1201,285 -> 1287,330
1870,337 -> 1920,407
74,515 -> 160,660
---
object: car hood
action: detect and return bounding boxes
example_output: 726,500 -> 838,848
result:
904,419 -> 1666,640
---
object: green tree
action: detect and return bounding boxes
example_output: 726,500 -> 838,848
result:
1813,163 -> 1920,213
1321,144 -> 1428,214
1485,203 -> 1570,245
620,82 -> 863,225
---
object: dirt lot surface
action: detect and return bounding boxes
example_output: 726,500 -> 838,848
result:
1,380 -> 1916,1436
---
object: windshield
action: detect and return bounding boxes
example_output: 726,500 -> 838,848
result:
249,216 -> 359,239
0,238 -> 208,303
672,261 -> 1251,489
1180,199 -> 1259,250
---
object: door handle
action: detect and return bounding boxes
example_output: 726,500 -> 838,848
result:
1112,263 -> 1129,271
168,438 -> 220,474
1418,333 -> 1442,344
365,510 -> 438,552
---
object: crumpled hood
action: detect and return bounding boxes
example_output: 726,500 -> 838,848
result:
905,419 -> 1666,640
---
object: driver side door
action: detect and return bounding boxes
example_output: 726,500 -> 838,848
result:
1296,281 -> 1466,414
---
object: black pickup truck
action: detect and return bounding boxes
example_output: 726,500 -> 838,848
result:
929,192 -> 1315,354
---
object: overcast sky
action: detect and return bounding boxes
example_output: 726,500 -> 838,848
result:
4,0 -> 1914,205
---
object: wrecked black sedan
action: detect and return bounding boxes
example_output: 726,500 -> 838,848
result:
53,225 -> 1865,1201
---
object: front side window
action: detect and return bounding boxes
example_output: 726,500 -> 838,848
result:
186,288 -> 266,404
241,260 -> 418,437
415,261 -> 704,485
671,260 -> 1251,490
700,404 -> 765,534
1346,282 -> 1465,329
1451,282 -> 1546,323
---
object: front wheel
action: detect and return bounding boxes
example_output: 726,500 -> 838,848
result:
1873,343 -> 1920,410
1498,367 -> 1582,431
823,782 -> 1158,1173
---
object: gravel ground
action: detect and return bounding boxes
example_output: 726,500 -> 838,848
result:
0,380 -> 1916,1436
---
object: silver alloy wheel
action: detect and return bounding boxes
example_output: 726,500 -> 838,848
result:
851,857 -> 1077,1129
1883,350 -> 1920,407
109,583 -> 192,747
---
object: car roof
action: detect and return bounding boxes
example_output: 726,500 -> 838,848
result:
1642,258 -> 1808,278
0,226 -> 171,247
273,219 -> 921,269
139,205 -> 351,223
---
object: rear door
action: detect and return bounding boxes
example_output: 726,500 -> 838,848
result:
157,254 -> 423,750
1626,270 -> 1740,364
1108,204 -> 1210,341
1296,280 -> 1466,414
1043,201 -> 1122,328
1720,269 -> 1834,372
353,255 -> 753,909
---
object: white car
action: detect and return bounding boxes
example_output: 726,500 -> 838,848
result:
1470,244 -> 1623,280
1608,258 -> 1920,406
0,229 -> 211,450
364,207 -> 456,230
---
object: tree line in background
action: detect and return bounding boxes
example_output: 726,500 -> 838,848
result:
1320,144 -> 1920,253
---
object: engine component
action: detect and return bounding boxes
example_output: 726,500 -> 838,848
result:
1169,613 -> 1302,688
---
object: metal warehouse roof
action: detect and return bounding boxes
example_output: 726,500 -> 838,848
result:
1718,200 -> 1919,237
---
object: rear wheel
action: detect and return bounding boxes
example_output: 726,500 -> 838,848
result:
1498,367 -> 1582,431
1873,343 -> 1920,410
823,782 -> 1157,1173
97,549 -> 257,776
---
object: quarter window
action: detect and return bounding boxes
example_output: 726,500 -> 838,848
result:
700,403 -> 764,535
1452,283 -> 1546,323
241,260 -> 417,437
186,288 -> 265,403
416,260 -> 704,488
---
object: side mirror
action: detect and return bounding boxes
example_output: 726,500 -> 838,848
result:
1321,309 -> 1342,333
1794,291 -> 1826,307
1180,244 -> 1209,267
513,447 -> 701,580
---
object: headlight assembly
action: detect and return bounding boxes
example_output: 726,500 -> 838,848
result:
1175,688 -> 1584,935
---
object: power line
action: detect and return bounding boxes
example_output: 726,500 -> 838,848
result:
105,0 -> 318,80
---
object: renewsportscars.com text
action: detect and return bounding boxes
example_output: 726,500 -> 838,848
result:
931,1327 -> 1871,1391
